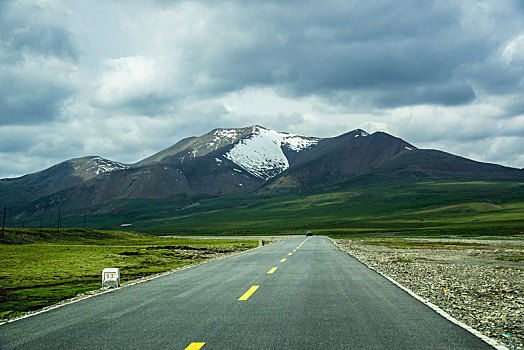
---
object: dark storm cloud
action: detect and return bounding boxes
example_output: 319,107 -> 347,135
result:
0,128 -> 37,153
374,83 -> 477,108
1,24 -> 77,62
91,92 -> 178,116
0,0 -> 78,61
0,74 -> 72,125
3,0 -> 521,125
161,0 -> 516,107
0,1 -> 77,125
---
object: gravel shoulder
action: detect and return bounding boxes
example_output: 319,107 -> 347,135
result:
335,237 -> 524,350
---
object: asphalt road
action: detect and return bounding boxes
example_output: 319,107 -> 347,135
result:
0,236 -> 495,349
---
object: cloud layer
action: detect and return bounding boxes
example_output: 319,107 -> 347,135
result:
1,0 -> 523,178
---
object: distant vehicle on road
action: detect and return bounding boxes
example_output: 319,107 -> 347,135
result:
306,231 -> 313,236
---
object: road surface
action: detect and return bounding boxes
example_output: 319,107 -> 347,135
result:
0,236 -> 495,349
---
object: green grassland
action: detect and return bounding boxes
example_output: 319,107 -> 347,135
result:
0,228 -> 258,320
65,180 -> 524,236
2,180 -> 522,320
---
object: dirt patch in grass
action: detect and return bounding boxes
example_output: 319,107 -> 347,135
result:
497,254 -> 524,262
363,239 -> 487,250
146,245 -> 241,252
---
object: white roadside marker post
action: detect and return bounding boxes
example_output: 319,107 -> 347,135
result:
102,268 -> 120,288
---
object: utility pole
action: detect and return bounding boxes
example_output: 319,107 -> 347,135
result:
57,210 -> 61,233
2,206 -> 6,235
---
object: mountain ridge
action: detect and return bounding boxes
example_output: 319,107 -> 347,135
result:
2,125 -> 523,222
0,156 -> 128,209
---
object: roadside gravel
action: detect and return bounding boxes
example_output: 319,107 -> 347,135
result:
335,237 -> 524,350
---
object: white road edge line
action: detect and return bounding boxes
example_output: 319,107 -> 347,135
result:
328,237 -> 508,350
0,239 -> 276,326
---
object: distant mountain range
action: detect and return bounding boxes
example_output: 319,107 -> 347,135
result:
1,125 -> 523,221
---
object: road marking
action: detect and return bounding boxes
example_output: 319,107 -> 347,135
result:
280,258 -> 287,262
267,267 -> 278,274
288,252 -> 293,256
185,342 -> 205,350
293,249 -> 296,252
238,285 -> 259,301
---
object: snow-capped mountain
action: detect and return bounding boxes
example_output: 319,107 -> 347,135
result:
3,125 -> 523,221
71,156 -> 129,178
134,126 -> 255,167
224,126 -> 319,180
0,156 -> 128,208
135,125 -> 319,180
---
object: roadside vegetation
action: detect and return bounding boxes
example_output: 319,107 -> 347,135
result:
0,228 -> 258,320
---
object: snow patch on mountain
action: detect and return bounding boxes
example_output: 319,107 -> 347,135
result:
225,127 -> 318,180
214,128 -> 242,141
282,135 -> 318,151
85,157 -> 128,175
208,129 -> 243,151
187,128 -> 247,156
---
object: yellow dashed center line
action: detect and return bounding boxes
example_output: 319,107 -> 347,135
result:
293,249 -> 296,252
238,285 -> 259,301
280,258 -> 287,262
288,252 -> 293,256
185,342 -> 205,350
267,267 -> 278,274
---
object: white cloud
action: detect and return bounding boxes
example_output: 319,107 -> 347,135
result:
502,34 -> 524,64
93,56 -> 158,108
361,122 -> 390,134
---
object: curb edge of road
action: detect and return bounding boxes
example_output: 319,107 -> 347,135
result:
327,237 -> 509,350
0,238 -> 276,327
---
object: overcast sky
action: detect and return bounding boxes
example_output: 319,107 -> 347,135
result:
1,0 -> 524,178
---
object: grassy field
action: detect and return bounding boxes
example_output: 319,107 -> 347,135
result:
0,228 -> 258,320
3,180 -> 521,318
59,180 -> 524,236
